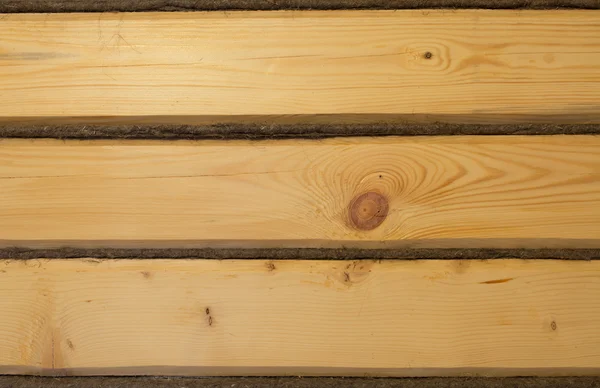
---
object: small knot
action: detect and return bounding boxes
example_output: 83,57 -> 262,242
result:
349,192 -> 389,231
424,51 -> 433,59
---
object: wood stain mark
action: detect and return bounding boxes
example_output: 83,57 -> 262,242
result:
453,260 -> 470,274
480,278 -> 514,284
266,261 -> 276,272
51,336 -> 55,369
206,307 -> 213,327
0,52 -> 75,61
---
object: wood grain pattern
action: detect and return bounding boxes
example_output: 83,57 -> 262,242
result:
0,136 -> 599,249
1,259 -> 600,376
0,11 -> 599,122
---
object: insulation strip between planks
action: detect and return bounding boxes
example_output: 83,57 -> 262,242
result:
1,10 -> 600,124
1,258 -> 600,376
1,136 -> 599,249
4,376 -> 600,388
2,0 -> 600,12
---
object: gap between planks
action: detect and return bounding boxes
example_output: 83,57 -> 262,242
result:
0,11 -> 599,123
1,259 -> 600,376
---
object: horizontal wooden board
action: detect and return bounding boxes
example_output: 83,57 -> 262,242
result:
1,11 -> 600,123
1,136 -> 599,249
1,259 -> 600,376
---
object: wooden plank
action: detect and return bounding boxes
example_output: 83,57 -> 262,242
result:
1,258 -> 600,376
1,11 -> 599,123
1,136 -> 599,249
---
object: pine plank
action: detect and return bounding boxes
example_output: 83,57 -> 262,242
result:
0,11 -> 599,123
1,259 -> 600,376
1,136 -> 599,249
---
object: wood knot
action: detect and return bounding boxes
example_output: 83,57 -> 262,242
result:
349,192 -> 388,231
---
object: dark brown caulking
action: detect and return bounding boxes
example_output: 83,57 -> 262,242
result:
349,192 -> 389,231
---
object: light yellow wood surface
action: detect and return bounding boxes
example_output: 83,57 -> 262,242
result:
1,258 -> 600,376
1,136 -> 599,249
1,11 -> 599,122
